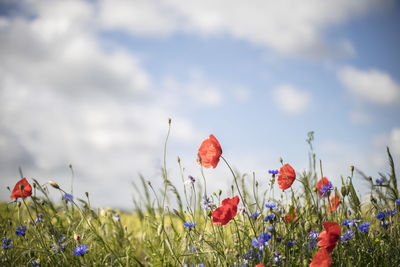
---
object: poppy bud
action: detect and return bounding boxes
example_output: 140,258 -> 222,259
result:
168,118 -> 171,124
74,233 -> 80,240
48,180 -> 60,189
85,192 -> 89,198
350,165 -> 354,173
279,157 -> 283,164
147,180 -> 151,186
69,163 -> 72,168
341,185 -> 348,197
218,189 -> 222,196
6,186 -> 10,191
312,186 -> 317,192
255,181 -> 259,187
177,156 -> 180,163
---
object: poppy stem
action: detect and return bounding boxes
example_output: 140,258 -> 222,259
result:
220,156 -> 257,235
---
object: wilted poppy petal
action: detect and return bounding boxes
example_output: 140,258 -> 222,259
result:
285,208 -> 297,223
277,164 -> 296,190
310,248 -> 332,267
327,195 -> 340,213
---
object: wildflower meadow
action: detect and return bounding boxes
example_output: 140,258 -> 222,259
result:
1,121 -> 400,266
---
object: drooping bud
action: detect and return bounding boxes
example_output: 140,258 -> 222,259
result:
48,180 -> 60,189
341,185 -> 349,197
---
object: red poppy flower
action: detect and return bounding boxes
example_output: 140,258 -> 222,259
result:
212,196 -> 239,226
317,222 -> 341,253
327,195 -> 340,213
285,208 -> 296,223
10,178 -> 32,199
317,177 -> 330,197
310,248 -> 332,267
255,264 -> 265,267
277,164 -> 296,190
197,134 -> 222,168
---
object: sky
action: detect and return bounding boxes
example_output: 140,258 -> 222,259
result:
0,0 -> 399,210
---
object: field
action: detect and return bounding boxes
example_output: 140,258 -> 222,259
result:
1,130 -> 400,267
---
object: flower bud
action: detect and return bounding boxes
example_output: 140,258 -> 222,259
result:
48,180 -> 60,189
218,189 -> 222,196
168,118 -> 171,124
341,185 -> 349,197
177,156 -> 180,163
279,157 -> 283,164
85,192 -> 89,198
74,233 -> 80,240
312,186 -> 317,192
350,165 -> 354,173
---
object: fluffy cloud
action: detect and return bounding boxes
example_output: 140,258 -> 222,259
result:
0,0 -> 202,208
338,66 -> 400,106
97,0 -> 388,59
273,84 -> 311,115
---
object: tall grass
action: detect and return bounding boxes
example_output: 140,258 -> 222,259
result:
1,127 -> 400,266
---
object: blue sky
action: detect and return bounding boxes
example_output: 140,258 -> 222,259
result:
0,0 -> 399,209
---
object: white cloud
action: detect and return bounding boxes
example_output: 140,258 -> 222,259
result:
373,127 -> 400,156
162,71 -> 223,107
97,0 -> 388,59
338,66 -> 400,106
0,0 -> 204,209
273,84 -> 311,115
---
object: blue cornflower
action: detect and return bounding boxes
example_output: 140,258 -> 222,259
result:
201,196 -> 213,210
387,207 -> 397,217
341,230 -> 353,242
358,222 -> 370,233
199,264 -> 204,267
15,226 -> 27,236
321,181 -> 333,197
377,211 -> 387,220
268,170 -> 279,175
264,214 -> 275,222
265,202 -> 277,209
251,233 -> 271,251
35,213 -> 43,224
380,221 -> 389,228
249,211 -> 260,219
396,198 -> 400,206
32,259 -> 41,267
342,219 -> 351,226
113,214 -> 120,222
376,178 -> 384,185
183,221 -> 197,230
73,244 -> 88,256
2,238 -> 12,249
243,249 -> 260,261
63,193 -> 73,203
342,219 -> 361,228
309,230 -> 319,240
288,240 -> 296,247
267,225 -> 275,232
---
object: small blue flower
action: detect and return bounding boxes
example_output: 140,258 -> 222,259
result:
273,251 -> 283,263
377,211 -> 387,220
267,225 -> 275,232
342,219 -> 351,226
63,193 -> 73,203
73,244 -> 88,256
32,259 -> 41,267
288,240 -> 296,247
376,178 -> 384,185
264,214 -> 275,222
249,211 -> 260,219
35,213 -> 43,224
309,230 -> 319,240
321,181 -> 333,197
265,202 -> 277,209
2,238 -> 12,249
387,207 -> 397,217
396,198 -> 400,206
251,233 -> 271,251
201,196 -> 213,210
113,214 -> 120,222
358,222 -> 370,233
341,230 -> 353,242
183,221 -> 197,230
15,226 -> 27,236
268,170 -> 279,175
